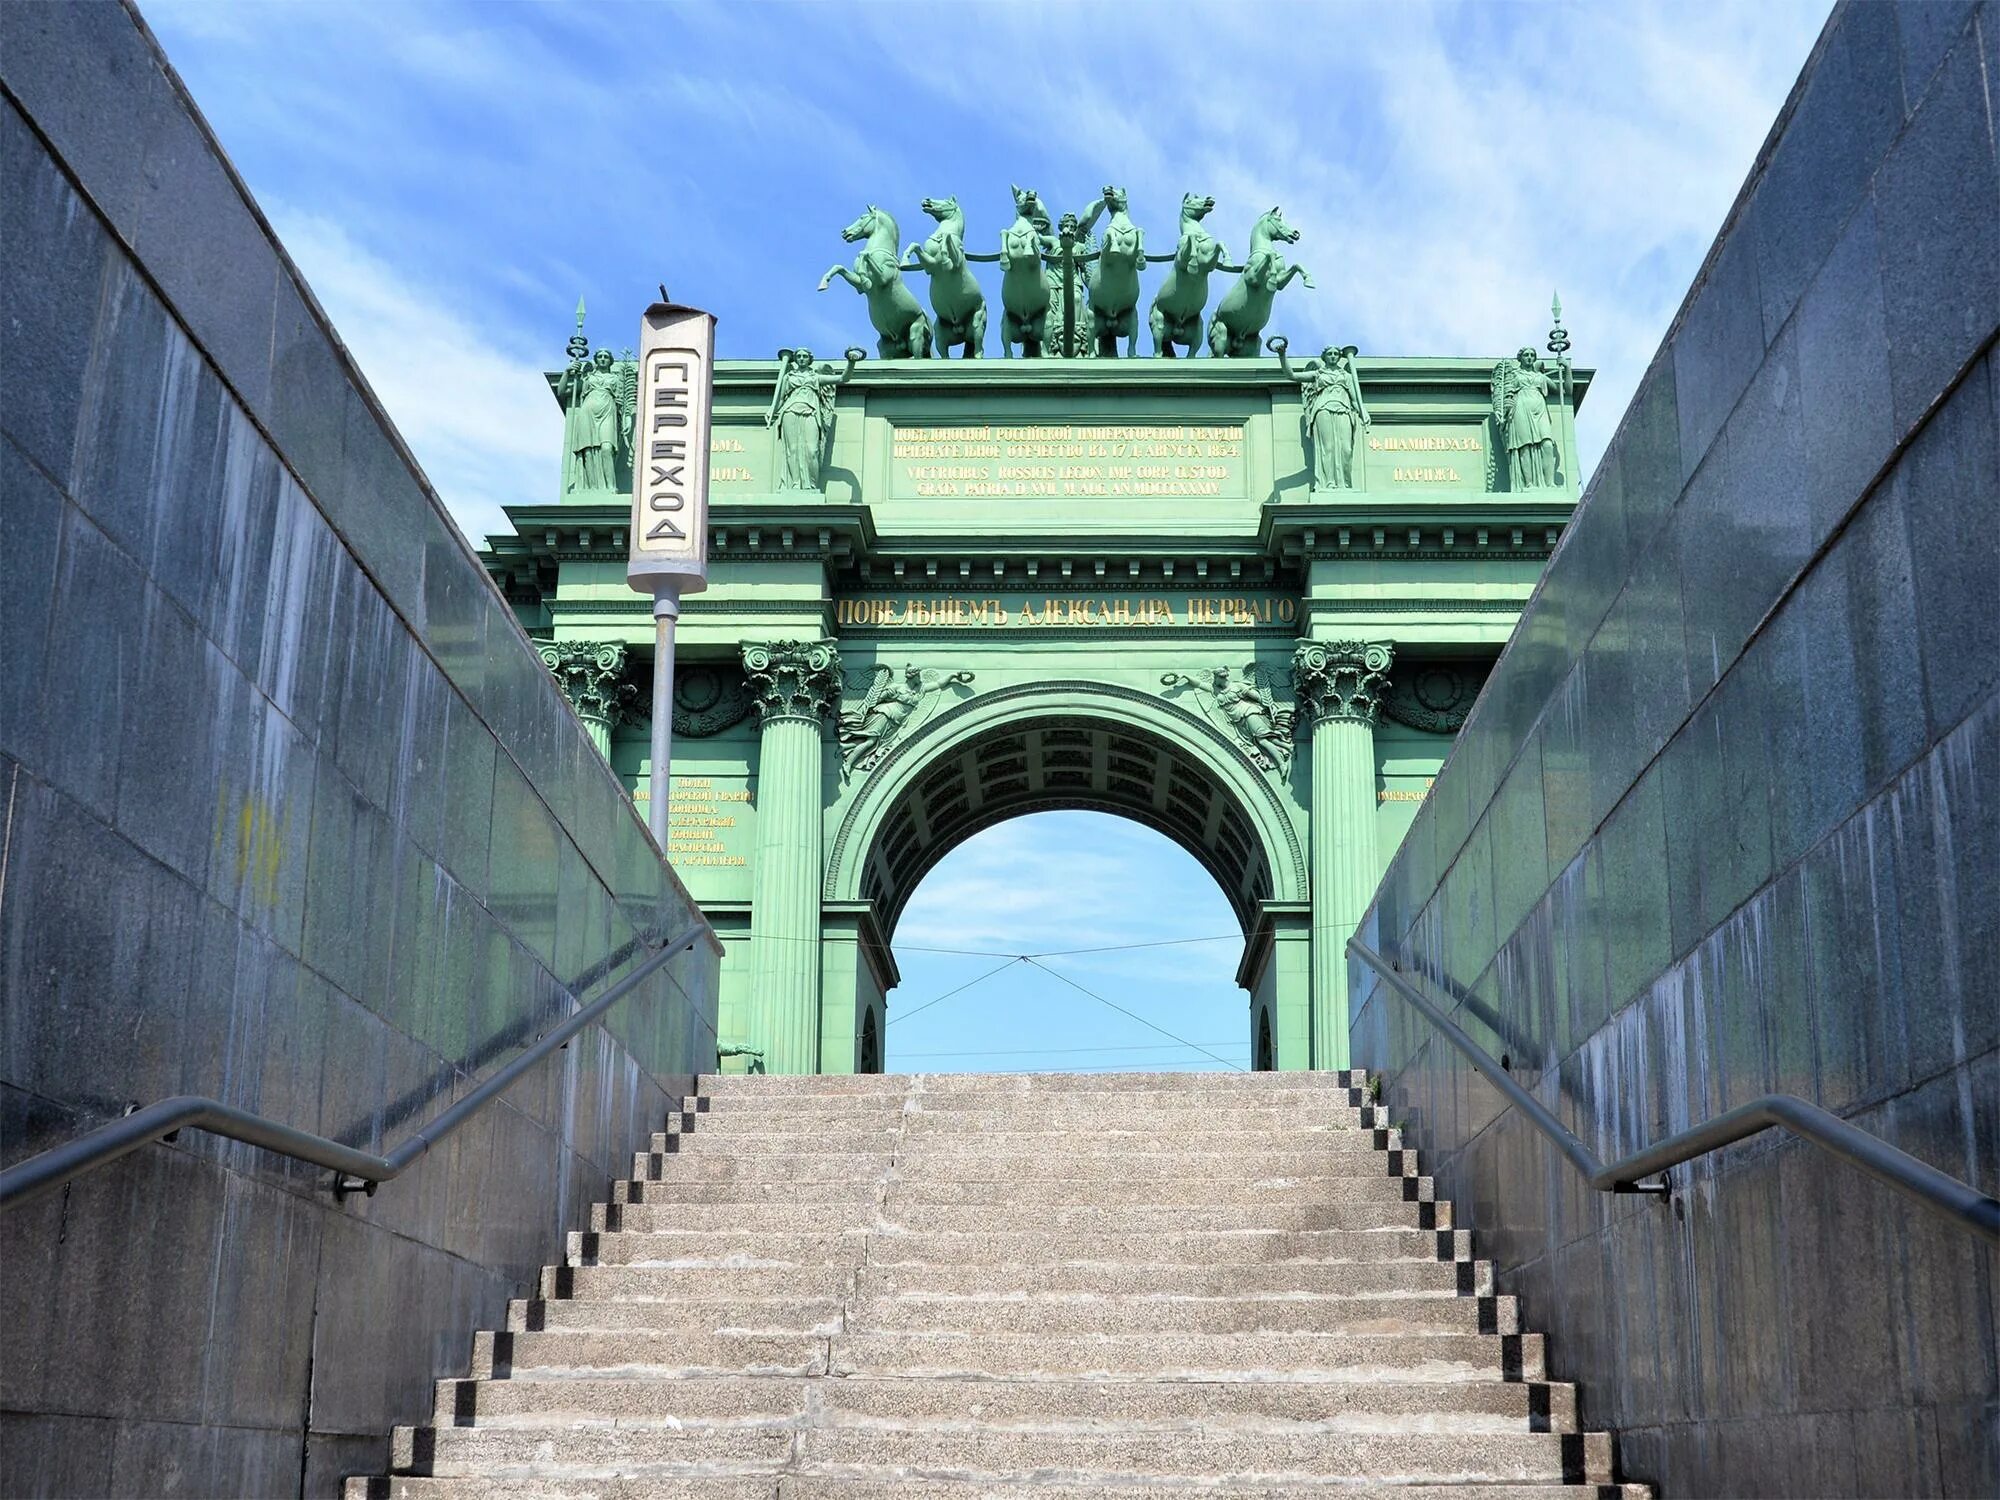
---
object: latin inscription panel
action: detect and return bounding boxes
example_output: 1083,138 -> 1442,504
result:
891,424 -> 1247,499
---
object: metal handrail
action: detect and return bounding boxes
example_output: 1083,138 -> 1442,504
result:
1348,938 -> 2000,1245
0,923 -> 710,1213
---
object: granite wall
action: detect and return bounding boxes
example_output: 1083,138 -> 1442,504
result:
1350,2 -> 1998,1494
0,2 -> 720,1494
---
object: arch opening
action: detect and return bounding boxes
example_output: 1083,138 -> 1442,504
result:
853,710 -> 1280,945
885,811 -> 1250,1074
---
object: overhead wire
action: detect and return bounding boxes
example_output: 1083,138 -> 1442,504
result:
729,929 -> 1245,959
884,956 -> 1025,1027
895,1041 -> 1251,1059
1021,957 -> 1248,1072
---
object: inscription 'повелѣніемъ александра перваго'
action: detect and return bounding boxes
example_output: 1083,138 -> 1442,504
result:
892,423 -> 1246,498
835,595 -> 1298,628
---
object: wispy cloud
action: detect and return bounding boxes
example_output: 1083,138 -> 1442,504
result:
151,0 -> 1828,535
268,208 -> 562,541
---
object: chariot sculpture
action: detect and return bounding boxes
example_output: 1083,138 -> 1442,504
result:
826,186 -> 1318,360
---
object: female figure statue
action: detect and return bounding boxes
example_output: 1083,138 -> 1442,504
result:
764,347 -> 866,491
1268,336 -> 1369,490
1492,347 -> 1561,489
558,347 -> 632,494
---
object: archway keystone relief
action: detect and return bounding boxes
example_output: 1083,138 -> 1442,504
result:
488,258 -> 1590,1073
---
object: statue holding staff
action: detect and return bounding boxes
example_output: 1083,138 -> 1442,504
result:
1491,347 -> 1561,489
557,346 -> 633,495
1268,336 -> 1369,490
765,347 -> 866,492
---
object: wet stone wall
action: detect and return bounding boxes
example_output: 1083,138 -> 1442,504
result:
1350,3 -> 1998,1495
0,3 -> 719,1495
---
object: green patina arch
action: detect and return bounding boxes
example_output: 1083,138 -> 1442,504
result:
826,679 -> 1308,937
493,336 -> 1592,1074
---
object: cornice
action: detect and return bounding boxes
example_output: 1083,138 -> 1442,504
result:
699,356 -> 1596,411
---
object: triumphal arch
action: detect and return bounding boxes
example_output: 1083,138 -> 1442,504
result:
483,187 -> 1591,1074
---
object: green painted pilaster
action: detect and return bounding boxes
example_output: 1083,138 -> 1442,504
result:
1295,640 -> 1392,1071
1238,901 -> 1313,1071
742,640 -> 841,1075
821,901 -> 900,1075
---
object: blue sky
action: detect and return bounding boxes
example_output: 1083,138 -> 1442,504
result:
147,0 -> 1830,1073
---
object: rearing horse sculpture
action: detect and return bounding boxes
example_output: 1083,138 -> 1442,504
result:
904,196 -> 987,358
1148,192 -> 1229,358
819,205 -> 933,359
998,185 -> 1056,358
1079,185 -> 1144,357
1208,206 -> 1314,356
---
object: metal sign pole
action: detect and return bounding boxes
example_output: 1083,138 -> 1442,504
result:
648,587 -> 679,845
628,301 -> 716,851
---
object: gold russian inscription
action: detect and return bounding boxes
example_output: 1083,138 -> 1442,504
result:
1368,434 -> 1481,451
663,777 -> 749,867
833,595 -> 1297,629
892,424 -> 1245,498
1378,777 -> 1437,804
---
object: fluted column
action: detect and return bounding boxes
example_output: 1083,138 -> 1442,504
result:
741,639 -> 840,1075
538,641 -> 634,759
1293,639 -> 1393,1071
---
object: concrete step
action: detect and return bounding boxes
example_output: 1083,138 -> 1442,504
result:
594,1201 -> 1452,1235
898,1102 -> 1381,1124
634,1144 -> 1411,1181
780,1485 -> 1644,1500
674,1096 -> 1381,1121
355,1481 -> 1646,1500
389,1424 -> 1608,1483
567,1229 -> 868,1267
349,1479 -> 778,1500
828,1330 -> 1546,1382
469,1326 -> 1543,1383
843,1293 -> 1519,1337
858,1257 -> 1494,1298
571,1227 -> 1471,1268
548,1257 -> 1493,1304
810,1371 -> 1576,1432
616,1174 -> 1426,1209
695,1072 -> 1371,1097
799,1428 -> 1612,1484
591,1205 -> 879,1235
538,1265 -> 857,1302
655,1129 -> 904,1154
878,1176 -> 1429,1207
635,1152 -> 905,1182
469,1328 -> 828,1379
502,1290 -> 1516,1340
614,1179 -> 888,1206
394,1422 -> 792,1475
431,1371 -> 1575,1433
652,1122 -> 1389,1155
651,1127 -> 1398,1158
836,1112 -> 1384,1136
504,1296 -> 843,1335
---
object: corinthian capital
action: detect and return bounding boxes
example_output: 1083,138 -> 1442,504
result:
741,639 -> 842,724
1292,639 -> 1393,726
538,640 -> 637,724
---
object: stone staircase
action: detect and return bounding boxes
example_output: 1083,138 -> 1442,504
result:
351,1071 -> 1643,1498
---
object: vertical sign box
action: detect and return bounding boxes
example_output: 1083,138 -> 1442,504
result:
628,303 -> 715,598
